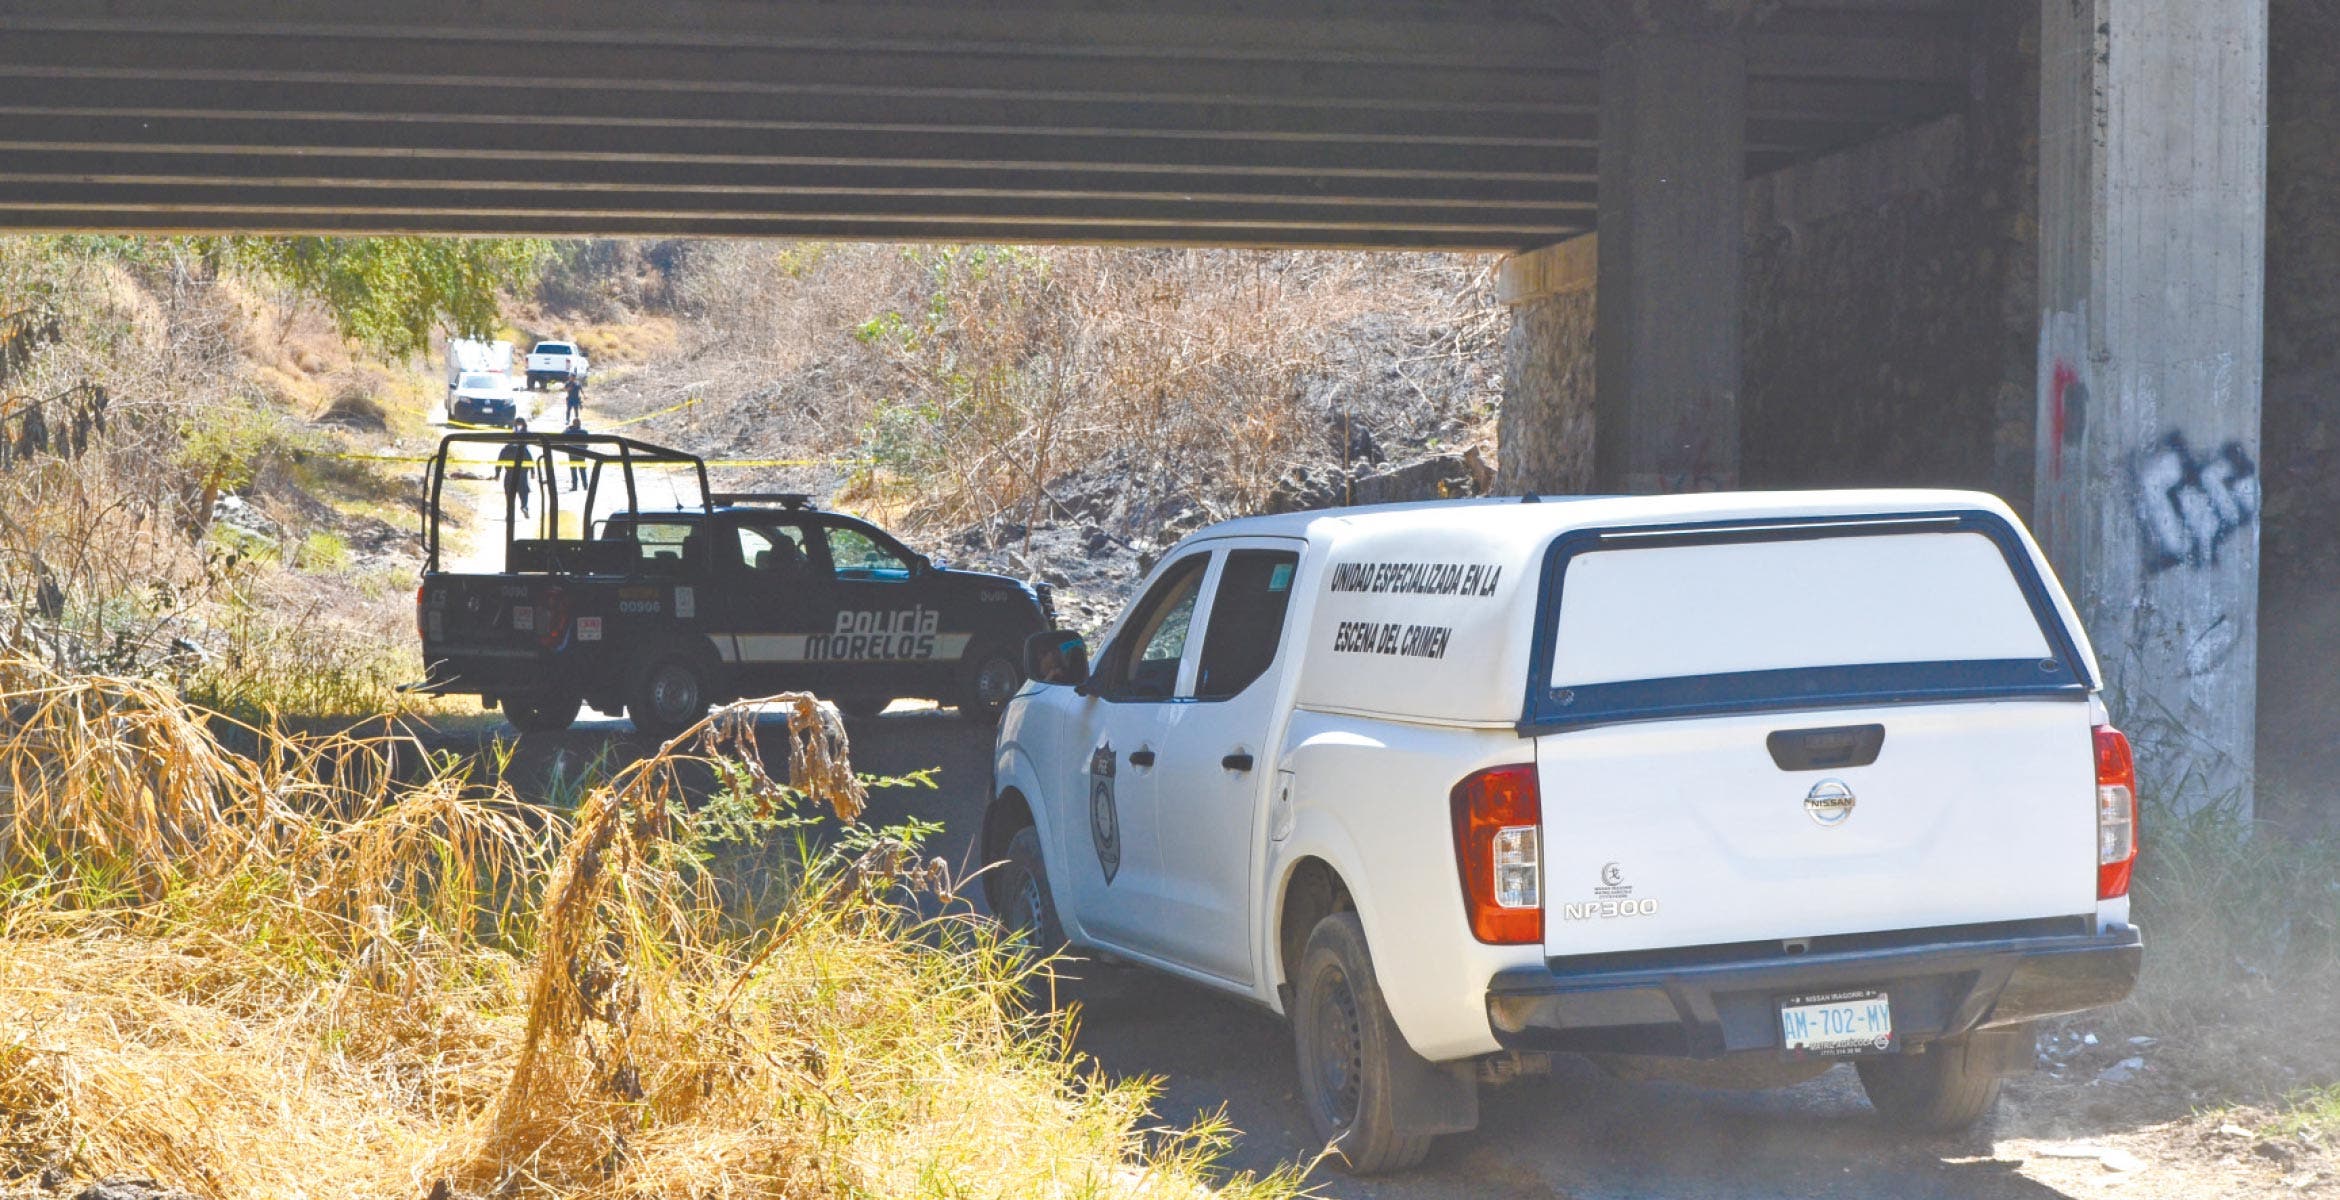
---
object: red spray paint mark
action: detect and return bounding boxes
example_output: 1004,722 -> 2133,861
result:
2050,360 -> 2079,480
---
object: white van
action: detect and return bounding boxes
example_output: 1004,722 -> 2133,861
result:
984,490 -> 2142,1173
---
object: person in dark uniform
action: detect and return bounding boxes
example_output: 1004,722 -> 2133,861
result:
563,372 -> 584,423
497,418 -> 534,520
563,419 -> 590,491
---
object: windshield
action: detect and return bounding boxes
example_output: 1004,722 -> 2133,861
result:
1551,530 -> 2050,687
459,373 -> 499,390
1526,514 -> 2087,731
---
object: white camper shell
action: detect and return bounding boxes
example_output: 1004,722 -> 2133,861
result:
986,490 -> 2142,1173
444,337 -> 513,392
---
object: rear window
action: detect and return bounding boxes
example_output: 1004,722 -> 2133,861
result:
537,343 -> 573,356
1526,514 -> 2086,731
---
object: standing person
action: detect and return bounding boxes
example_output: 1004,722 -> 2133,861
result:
563,419 -> 590,492
497,418 -> 534,520
563,371 -> 584,424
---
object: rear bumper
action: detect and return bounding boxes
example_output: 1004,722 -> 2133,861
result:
1485,923 -> 2141,1059
411,649 -> 571,697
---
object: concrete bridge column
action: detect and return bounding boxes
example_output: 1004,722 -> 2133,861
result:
1497,7 -> 1752,496
2035,0 -> 2268,808
1593,26 -> 1746,493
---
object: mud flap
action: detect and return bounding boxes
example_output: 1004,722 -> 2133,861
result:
1958,1023 -> 2039,1079
1383,1035 -> 1481,1137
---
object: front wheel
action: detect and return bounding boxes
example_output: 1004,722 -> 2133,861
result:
834,694 -> 892,720
504,693 -> 581,734
1856,1037 -> 2007,1133
1292,913 -> 1435,1174
627,652 -> 709,742
956,641 -> 1024,723
989,825 -> 1064,953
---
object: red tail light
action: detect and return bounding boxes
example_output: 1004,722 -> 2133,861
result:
1451,764 -> 1543,944
415,585 -> 427,639
535,586 -> 572,649
2094,726 -> 2138,899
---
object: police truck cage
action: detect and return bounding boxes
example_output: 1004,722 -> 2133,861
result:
420,432 -> 713,576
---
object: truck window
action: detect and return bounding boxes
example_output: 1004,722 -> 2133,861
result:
1194,549 -> 1299,700
738,524 -> 813,579
1532,517 -> 2085,729
537,343 -> 572,355
623,520 -> 700,574
826,527 -> 911,582
1102,553 -> 1209,701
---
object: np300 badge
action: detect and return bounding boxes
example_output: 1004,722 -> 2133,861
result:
1804,778 -> 1857,827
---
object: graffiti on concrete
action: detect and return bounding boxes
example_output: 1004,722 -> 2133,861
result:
2048,359 -> 2086,480
1657,407 -> 1730,493
2135,432 -> 2258,573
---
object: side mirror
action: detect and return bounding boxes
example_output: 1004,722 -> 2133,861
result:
1024,628 -> 1090,688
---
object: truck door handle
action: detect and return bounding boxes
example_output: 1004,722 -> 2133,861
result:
1221,752 -> 1255,772
1127,748 -> 1155,767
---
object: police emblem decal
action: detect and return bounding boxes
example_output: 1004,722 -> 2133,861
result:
1089,743 -> 1121,884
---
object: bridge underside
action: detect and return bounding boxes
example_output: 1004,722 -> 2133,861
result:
0,0 -> 1967,249
0,1 -> 2280,815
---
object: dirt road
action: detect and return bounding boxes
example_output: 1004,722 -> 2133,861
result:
462,708 -> 2323,1199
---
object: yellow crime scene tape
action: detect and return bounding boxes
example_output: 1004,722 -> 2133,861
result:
331,450 -> 866,469
600,394 -> 704,429
334,394 -> 856,467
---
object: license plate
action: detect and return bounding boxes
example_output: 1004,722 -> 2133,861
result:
1778,990 -> 1894,1058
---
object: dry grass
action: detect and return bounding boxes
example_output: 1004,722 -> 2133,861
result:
0,660 -> 1300,1199
634,243 -> 1502,541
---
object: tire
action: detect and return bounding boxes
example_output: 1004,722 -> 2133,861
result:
627,650 -> 710,742
989,825 -> 1064,954
956,641 -> 1024,723
834,694 -> 892,719
1857,1038 -> 2006,1134
1292,913 -> 1435,1174
504,693 -> 581,734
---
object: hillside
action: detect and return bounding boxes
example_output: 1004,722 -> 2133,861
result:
548,242 -> 1505,627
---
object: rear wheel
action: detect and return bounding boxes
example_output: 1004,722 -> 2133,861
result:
627,652 -> 709,742
1857,1038 -> 2006,1133
956,641 -> 1023,723
1292,913 -> 1435,1174
504,693 -> 581,734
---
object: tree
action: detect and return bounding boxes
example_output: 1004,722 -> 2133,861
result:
201,237 -> 551,359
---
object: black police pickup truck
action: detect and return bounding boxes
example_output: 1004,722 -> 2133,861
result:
410,433 -> 1052,736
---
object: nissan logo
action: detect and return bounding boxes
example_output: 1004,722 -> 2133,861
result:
1804,779 -> 1857,827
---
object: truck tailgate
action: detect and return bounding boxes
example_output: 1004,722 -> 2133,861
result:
422,574 -> 545,653
1522,512 -> 2104,961
1535,700 -> 2099,958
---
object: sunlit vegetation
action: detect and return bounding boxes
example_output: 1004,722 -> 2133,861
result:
0,660 -> 1301,1198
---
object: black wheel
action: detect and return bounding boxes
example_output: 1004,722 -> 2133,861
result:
1857,1038 -> 2006,1133
989,825 -> 1064,953
504,693 -> 581,734
627,651 -> 709,742
1292,913 -> 1435,1174
956,641 -> 1024,722
834,694 -> 892,719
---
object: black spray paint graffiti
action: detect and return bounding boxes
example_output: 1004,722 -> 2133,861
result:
2135,433 -> 2258,573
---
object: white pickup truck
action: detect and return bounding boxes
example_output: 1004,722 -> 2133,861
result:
523,340 -> 589,391
984,490 -> 2142,1173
